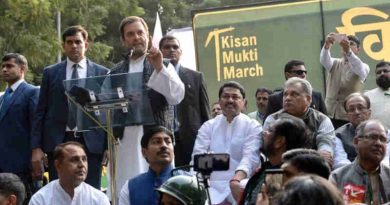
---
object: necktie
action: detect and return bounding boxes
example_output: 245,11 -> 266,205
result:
0,88 -> 13,117
71,64 -> 79,79
68,64 -> 79,129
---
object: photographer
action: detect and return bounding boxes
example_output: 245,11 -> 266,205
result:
319,32 -> 369,129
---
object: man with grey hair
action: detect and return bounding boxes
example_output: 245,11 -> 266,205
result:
332,92 -> 372,169
263,77 -> 335,165
0,173 -> 25,205
330,119 -> 390,205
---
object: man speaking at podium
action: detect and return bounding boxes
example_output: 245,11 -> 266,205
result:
108,16 -> 184,200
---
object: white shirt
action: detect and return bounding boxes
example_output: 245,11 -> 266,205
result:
333,137 -> 351,169
0,79 -> 24,108
66,58 -> 87,80
319,47 -> 369,82
119,180 -> 130,205
9,79 -> 25,92
65,58 -> 88,131
29,180 -> 110,205
191,113 -> 262,204
365,87 -> 390,129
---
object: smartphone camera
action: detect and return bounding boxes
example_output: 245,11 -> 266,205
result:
264,168 -> 284,198
193,153 -> 230,174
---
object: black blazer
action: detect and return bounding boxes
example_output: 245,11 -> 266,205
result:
264,90 -> 327,121
175,66 -> 210,165
31,60 -> 109,154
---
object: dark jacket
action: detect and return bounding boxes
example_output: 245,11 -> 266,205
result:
109,56 -> 173,138
31,60 -> 109,154
174,65 -> 210,166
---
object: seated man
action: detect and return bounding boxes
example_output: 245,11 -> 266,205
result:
333,93 -> 372,169
156,175 -> 207,205
263,77 -> 335,165
239,117 -> 312,205
119,126 -> 175,205
29,142 -> 110,205
265,60 -> 327,121
192,81 -> 262,204
0,173 -> 25,205
330,119 -> 390,205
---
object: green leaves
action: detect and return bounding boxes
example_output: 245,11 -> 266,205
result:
0,0 -> 270,90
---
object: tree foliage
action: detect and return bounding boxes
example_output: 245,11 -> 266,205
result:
0,0 -> 276,89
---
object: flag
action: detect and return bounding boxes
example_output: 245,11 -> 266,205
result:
152,12 -> 163,48
167,27 -> 197,70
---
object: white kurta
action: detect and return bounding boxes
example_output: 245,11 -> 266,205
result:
365,87 -> 390,129
107,56 -> 184,201
29,180 -> 110,205
192,113 -> 262,204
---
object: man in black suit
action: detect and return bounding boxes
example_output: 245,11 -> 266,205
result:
264,60 -> 327,121
159,35 -> 210,166
31,25 -> 109,189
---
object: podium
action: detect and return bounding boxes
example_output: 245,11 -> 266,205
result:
64,73 -> 155,205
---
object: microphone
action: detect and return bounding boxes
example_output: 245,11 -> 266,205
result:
128,47 -> 134,57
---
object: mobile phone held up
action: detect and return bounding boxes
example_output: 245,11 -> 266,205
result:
334,33 -> 348,43
193,153 -> 230,174
264,169 -> 284,198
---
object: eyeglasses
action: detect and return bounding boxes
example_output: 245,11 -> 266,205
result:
346,106 -> 369,113
358,134 -> 389,143
288,70 -> 307,75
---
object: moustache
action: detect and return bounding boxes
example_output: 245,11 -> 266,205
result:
157,149 -> 170,155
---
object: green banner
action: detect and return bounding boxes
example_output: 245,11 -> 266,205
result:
193,0 -> 390,112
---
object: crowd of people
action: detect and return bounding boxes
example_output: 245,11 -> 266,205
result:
0,14 -> 390,205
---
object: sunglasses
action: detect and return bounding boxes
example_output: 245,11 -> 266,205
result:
162,45 -> 179,50
288,70 -> 307,75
